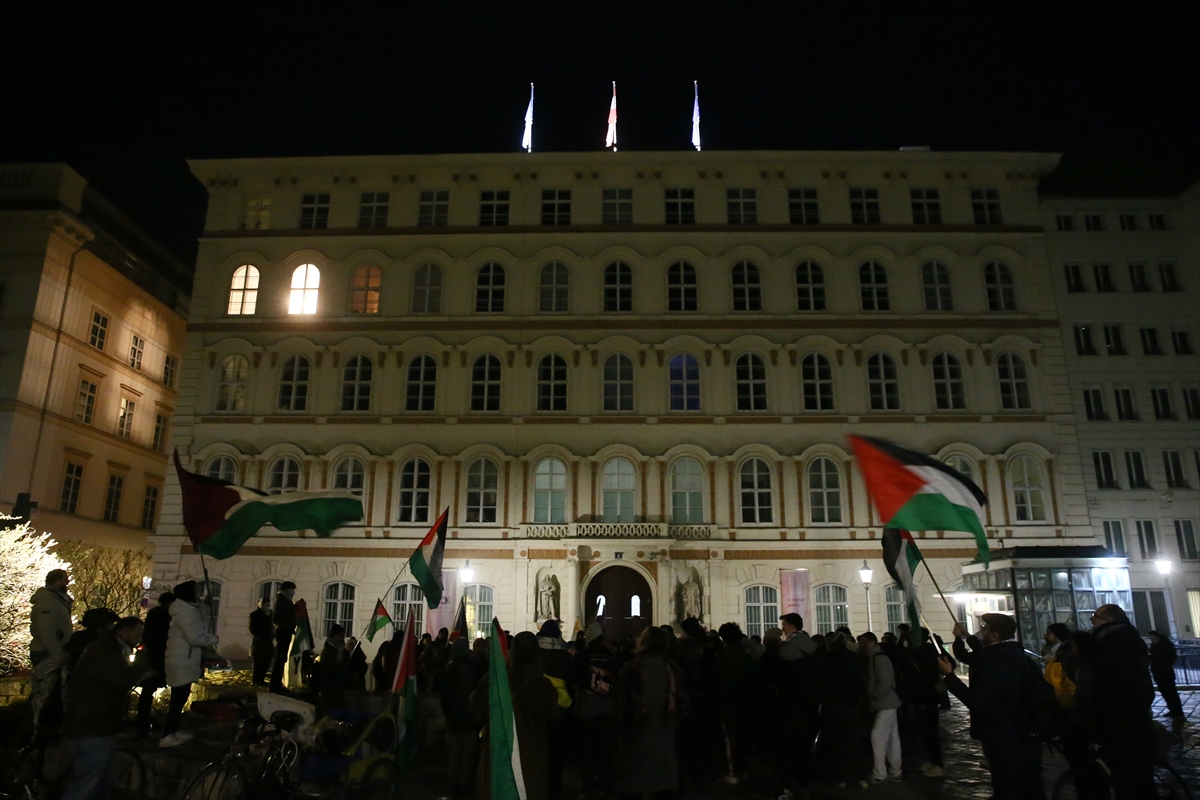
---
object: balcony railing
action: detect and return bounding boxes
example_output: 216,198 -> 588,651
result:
520,523 -> 714,540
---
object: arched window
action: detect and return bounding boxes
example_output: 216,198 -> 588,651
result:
603,354 -> 634,412
216,355 -> 248,412
322,582 -> 355,637
466,458 -> 499,523
885,584 -> 907,634
801,353 -> 834,411
349,265 -> 381,314
405,355 -> 437,412
333,456 -> 366,498
814,584 -> 849,633
943,454 -> 976,484
922,261 -> 953,311
795,261 -> 826,311
537,354 -> 568,412
808,457 -> 842,523
859,261 -> 890,311
669,353 -> 701,411
931,353 -> 965,410
997,352 -> 1031,410
601,457 -> 635,523
984,261 -> 1016,311
397,458 -> 431,523
731,261 -> 762,312
340,355 -> 373,412
464,584 -> 494,639
539,262 -> 569,312
475,263 -> 505,313
739,458 -> 773,524
667,261 -> 698,312
735,354 -> 768,411
257,580 -> 283,608
867,353 -> 900,410
1009,455 -> 1047,521
278,355 -> 310,412
228,266 -> 259,315
471,355 -> 502,412
630,595 -> 642,617
670,457 -> 704,524
288,264 -> 320,315
412,263 -> 442,313
533,458 -> 567,523
205,456 -> 238,483
267,456 -> 301,495
744,585 -> 779,639
392,584 -> 425,638
604,262 -> 633,312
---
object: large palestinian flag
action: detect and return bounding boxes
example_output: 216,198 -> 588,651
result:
174,451 -> 363,560
883,528 -> 924,640
391,610 -> 420,766
408,509 -> 448,608
488,617 -> 525,800
849,436 -> 990,565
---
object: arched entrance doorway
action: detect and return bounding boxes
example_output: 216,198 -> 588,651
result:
583,565 -> 652,643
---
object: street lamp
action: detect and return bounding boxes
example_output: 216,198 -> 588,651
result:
859,560 -> 874,632
1156,559 -> 1172,575
460,560 -> 474,583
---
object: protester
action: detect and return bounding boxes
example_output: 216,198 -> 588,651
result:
316,624 -> 348,713
574,621 -> 618,796
858,631 -> 902,783
29,568 -> 73,666
135,591 -> 174,729
778,613 -> 817,661
249,597 -> 274,687
442,639 -> 482,796
162,580 -> 219,747
537,619 -> 574,800
1042,622 -> 1077,710
1148,630 -> 1184,719
906,630 -> 948,777
372,627 -> 401,692
613,626 -> 685,799
63,607 -> 122,665
937,613 -> 1044,800
270,581 -> 297,693
60,616 -> 149,800
673,617 -> 709,789
817,631 -> 867,789
344,636 -> 368,691
715,622 -> 755,784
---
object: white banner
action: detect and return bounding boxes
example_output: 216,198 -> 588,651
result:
780,569 -> 810,624
425,572 -> 458,635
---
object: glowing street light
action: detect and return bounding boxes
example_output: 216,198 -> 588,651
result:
860,560 -> 874,632
460,560 -> 474,583
1156,559 -> 1172,575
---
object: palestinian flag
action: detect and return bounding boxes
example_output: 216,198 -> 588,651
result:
391,610 -> 419,766
883,529 -> 924,641
488,617 -> 525,800
288,599 -> 314,658
849,436 -> 991,566
174,450 -> 363,560
409,509 -> 448,608
367,599 -> 392,643
450,596 -> 469,641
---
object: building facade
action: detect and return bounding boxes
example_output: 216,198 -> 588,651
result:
0,164 -> 192,550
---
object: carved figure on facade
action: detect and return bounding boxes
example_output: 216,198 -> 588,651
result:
536,573 -> 561,621
675,569 -> 704,622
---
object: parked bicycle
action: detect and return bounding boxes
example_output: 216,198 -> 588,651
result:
0,733 -> 145,800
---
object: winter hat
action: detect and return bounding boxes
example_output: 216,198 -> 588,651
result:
584,621 -> 604,645
80,607 -> 121,628
538,619 -> 562,640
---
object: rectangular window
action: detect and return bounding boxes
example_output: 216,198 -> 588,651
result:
726,188 -> 757,224
1115,389 -> 1138,421
1159,262 -> 1181,292
1074,325 -> 1096,355
1171,331 -> 1193,355
1175,520 -> 1198,561
971,189 -> 1003,224
1103,520 -> 1126,557
1084,214 -> 1104,231
162,355 -> 177,388
418,190 -> 449,226
117,397 -> 135,439
479,190 -> 510,226
540,189 -> 571,225
1093,451 -> 1119,489
1119,213 -> 1138,231
602,188 -> 633,225
140,485 -> 159,530
75,380 -> 98,424
103,474 -> 124,523
1055,214 -> 1074,232
1083,388 -> 1107,421
1183,388 -> 1200,420
910,188 -> 942,224
152,413 -> 168,452
1103,325 -> 1125,355
788,188 -> 819,224
1136,520 -> 1158,559
357,192 -> 389,228
298,193 -> 330,229
1064,263 -> 1085,292
1149,213 -> 1167,231
1093,263 -> 1115,292
89,311 -> 108,350
242,196 -> 272,230
1129,262 -> 1150,292
1140,328 -> 1163,355
849,188 -> 881,224
1125,451 -> 1149,488
1151,388 -> 1174,420
665,188 -> 695,224
60,462 -> 84,514
1164,451 -> 1188,488
127,335 -> 145,370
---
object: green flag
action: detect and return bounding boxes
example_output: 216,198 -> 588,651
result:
367,599 -> 392,643
489,618 -> 525,800
289,599 -> 314,658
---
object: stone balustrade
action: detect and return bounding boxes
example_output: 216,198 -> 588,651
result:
519,522 -> 713,539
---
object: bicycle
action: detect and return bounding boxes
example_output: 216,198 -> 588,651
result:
181,699 -> 304,800
0,733 -> 145,800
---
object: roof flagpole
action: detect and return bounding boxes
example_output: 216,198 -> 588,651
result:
605,82 -> 618,152
522,83 -> 534,153
691,81 -> 701,151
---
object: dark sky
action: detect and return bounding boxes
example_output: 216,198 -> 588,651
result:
4,6 -> 1197,264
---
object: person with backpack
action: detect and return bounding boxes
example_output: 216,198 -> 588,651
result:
573,621 -> 618,796
1042,623 -> 1076,710
858,632 -> 902,784
936,613 -> 1046,800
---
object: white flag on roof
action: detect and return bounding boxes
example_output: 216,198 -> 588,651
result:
691,81 -> 701,151
522,83 -> 534,153
605,82 -> 617,151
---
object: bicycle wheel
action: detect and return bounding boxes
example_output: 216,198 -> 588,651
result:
1154,759 -> 1193,800
256,738 -> 300,793
111,748 -> 146,800
0,749 -> 42,800
182,762 -> 250,800
358,757 -> 396,800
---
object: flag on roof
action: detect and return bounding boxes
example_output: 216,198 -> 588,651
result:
391,609 -> 420,766
408,509 -> 448,608
173,450 -> 363,560
522,83 -> 534,153
367,599 -> 392,643
691,81 -> 701,151
849,436 -> 990,565
288,599 -> 314,658
882,528 -> 924,639
605,82 -> 618,150
489,617 -> 525,800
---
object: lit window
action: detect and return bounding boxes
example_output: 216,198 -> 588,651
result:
288,264 -> 320,315
349,265 -> 381,314
392,584 -> 425,637
744,585 -> 779,638
228,266 -> 260,315
243,196 -> 272,230
397,459 -> 431,523
463,584 -> 494,639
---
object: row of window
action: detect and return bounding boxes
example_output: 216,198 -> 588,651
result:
214,349 -> 1037,414
1054,211 -> 1169,233
73,380 -> 170,450
86,311 -> 178,387
1082,386 -> 1200,422
228,258 -> 1023,317
199,449 -> 1051,525
244,186 -> 1011,231
1063,261 -> 1182,293
1103,519 -> 1198,562
1091,449 -> 1197,491
1072,325 -> 1193,357
59,461 -> 160,530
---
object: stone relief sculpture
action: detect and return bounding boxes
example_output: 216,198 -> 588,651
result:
537,573 -> 561,621
676,570 -> 704,622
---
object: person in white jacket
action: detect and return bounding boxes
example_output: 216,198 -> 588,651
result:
161,580 -> 218,747
29,569 -> 73,665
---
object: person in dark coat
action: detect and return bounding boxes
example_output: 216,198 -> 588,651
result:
1148,630 -> 1184,718
816,631 -> 867,789
135,592 -> 174,728
937,613 -> 1045,800
574,622 -> 619,796
316,624 -> 347,713
442,639 -> 482,796
344,637 -> 368,691
613,625 -> 685,799
672,617 -> 708,788
371,627 -> 400,692
249,597 -> 274,686
536,619 -> 573,800
906,630 -> 950,777
271,582 -> 297,693
714,622 -> 755,784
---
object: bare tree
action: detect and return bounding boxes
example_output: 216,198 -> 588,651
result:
54,541 -> 153,619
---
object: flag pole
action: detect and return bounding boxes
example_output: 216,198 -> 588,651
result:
919,556 -> 958,620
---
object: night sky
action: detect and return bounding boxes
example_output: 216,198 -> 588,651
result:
4,7 -> 1197,264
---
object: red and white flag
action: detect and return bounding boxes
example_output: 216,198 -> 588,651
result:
605,82 -> 617,150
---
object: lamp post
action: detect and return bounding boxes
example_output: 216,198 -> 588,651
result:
859,560 -> 874,633
460,560 -> 474,583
